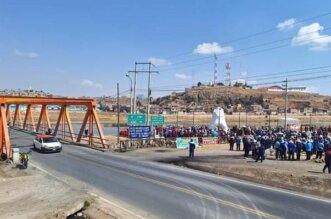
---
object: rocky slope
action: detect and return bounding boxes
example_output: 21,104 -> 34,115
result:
152,85 -> 331,113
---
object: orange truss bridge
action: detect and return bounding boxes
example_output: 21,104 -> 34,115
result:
0,96 -> 107,159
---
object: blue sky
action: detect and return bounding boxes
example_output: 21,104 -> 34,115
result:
1,0 -> 331,97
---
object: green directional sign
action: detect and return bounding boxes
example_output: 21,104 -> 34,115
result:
127,114 -> 146,125
150,115 -> 165,125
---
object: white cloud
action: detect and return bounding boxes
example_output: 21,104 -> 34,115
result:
81,79 -> 103,89
14,49 -> 39,58
147,57 -> 171,66
292,23 -> 331,50
240,71 -> 247,77
175,73 -> 191,80
277,18 -> 296,31
193,42 -> 233,55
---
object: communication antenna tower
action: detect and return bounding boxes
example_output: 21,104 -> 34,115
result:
225,62 -> 231,86
213,54 -> 218,84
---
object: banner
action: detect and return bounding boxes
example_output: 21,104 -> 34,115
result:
176,137 -> 199,149
202,137 -> 219,145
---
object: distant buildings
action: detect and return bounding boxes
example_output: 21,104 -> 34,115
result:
0,89 -> 52,97
257,85 -> 307,92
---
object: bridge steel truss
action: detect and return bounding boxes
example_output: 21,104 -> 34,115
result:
0,96 -> 106,159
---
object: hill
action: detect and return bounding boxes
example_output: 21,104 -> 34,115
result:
152,85 -> 331,113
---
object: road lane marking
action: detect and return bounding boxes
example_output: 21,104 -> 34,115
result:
117,155 -> 331,204
89,193 -> 146,219
62,152 -> 282,219
14,130 -> 328,210
29,162 -> 146,219
158,162 -> 331,204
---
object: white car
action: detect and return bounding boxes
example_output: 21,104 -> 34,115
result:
33,135 -> 62,153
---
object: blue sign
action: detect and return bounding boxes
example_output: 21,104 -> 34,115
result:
129,126 -> 151,139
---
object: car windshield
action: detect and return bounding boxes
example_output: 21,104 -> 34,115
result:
42,137 -> 59,143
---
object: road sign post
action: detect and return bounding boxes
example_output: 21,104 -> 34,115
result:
150,116 -> 165,126
127,114 -> 146,125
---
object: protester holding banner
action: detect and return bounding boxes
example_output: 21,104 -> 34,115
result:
189,139 -> 196,158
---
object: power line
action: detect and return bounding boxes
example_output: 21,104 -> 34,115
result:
251,72 -> 331,87
161,12 -> 331,60
147,65 -> 331,92
243,65 -> 331,80
157,32 -> 331,72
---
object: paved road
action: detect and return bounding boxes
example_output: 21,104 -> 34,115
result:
10,130 -> 331,219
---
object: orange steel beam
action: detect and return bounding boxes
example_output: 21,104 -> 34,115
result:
54,106 -> 65,137
0,105 -> 11,158
6,104 -> 12,125
13,104 -> 23,128
0,96 -> 97,106
65,106 -> 76,141
77,109 -> 90,142
62,105 -> 66,139
44,107 -> 51,129
36,105 -> 46,132
23,104 -> 35,131
36,105 -> 52,133
0,96 -> 105,158
92,107 -> 106,147
89,110 -> 93,145
0,109 -> 3,154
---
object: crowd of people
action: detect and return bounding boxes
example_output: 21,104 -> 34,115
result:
154,126 -> 226,139
154,125 -> 331,174
228,127 -> 331,173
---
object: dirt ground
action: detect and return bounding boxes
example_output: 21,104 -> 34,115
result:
121,143 -> 331,198
30,111 -> 331,127
0,161 -> 141,219
0,161 -> 90,219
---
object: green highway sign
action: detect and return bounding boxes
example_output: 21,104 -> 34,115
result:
128,114 -> 146,125
150,115 -> 165,125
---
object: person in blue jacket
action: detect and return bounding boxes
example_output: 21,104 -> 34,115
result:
235,135 -> 241,151
255,145 -> 265,163
274,138 -> 281,160
305,139 -> 313,160
316,140 -> 324,160
323,140 -> 331,173
287,140 -> 296,161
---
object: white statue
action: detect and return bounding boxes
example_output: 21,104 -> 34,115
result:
210,107 -> 228,132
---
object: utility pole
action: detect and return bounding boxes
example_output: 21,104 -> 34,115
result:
238,110 -> 241,128
193,108 -> 195,126
146,62 -> 153,125
269,114 -> 271,129
133,63 -> 137,114
129,62 -> 158,118
117,83 -> 120,144
283,78 -> 288,130
245,109 -> 248,127
214,54 -> 218,84
126,73 -> 133,114
176,111 -> 179,128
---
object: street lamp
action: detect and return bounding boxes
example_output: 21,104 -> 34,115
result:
126,73 -> 133,114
